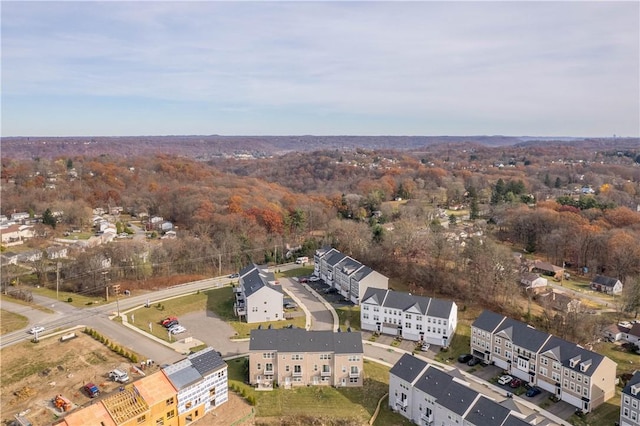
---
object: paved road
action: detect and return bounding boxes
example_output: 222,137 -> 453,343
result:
548,281 -> 617,311
280,277 -> 334,331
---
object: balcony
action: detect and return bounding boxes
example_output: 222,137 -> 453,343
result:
349,370 -> 360,379
233,286 -> 243,294
421,414 -> 434,425
292,370 -> 303,377
234,303 -> 246,316
321,369 -> 332,377
264,368 -> 274,375
395,398 -> 408,408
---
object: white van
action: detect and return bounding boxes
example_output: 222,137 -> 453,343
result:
295,256 -> 309,264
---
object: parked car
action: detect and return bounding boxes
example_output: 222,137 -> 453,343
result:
83,383 -> 100,398
309,276 -> 320,282
109,369 -> 129,383
298,277 -> 309,283
458,354 -> 473,363
509,378 -> 522,388
420,343 -> 430,352
28,326 -> 45,334
498,375 -> 513,385
161,316 -> 178,326
525,387 -> 541,397
164,320 -> 179,328
467,357 -> 481,366
284,303 -> 297,309
323,287 -> 337,294
228,273 -> 239,278
169,325 -> 187,334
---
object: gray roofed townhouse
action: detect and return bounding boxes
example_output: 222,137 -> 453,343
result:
389,353 -> 428,383
464,396 -> 512,426
413,364 -> 454,398
540,336 -> 604,375
437,380 -> 479,416
249,328 -> 363,354
495,318 -> 551,352
472,309 -> 508,333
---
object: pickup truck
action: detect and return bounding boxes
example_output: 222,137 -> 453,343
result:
109,369 -> 129,383
83,383 -> 100,398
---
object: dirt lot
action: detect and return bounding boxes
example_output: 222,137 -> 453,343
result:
1,332 -> 141,426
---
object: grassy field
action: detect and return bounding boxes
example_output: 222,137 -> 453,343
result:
275,266 -> 314,278
126,287 -> 306,342
227,357 -> 409,424
0,309 -> 29,334
31,286 -> 106,308
568,391 -> 621,426
0,294 -> 54,313
434,307 -> 481,363
336,305 -> 361,331
591,341 -> 640,376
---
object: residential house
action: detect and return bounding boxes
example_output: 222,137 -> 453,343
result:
10,212 -> 30,222
1,224 -> 34,246
530,260 -> 564,280
46,245 -> 69,260
471,310 -> 617,412
538,290 -> 581,313
248,328 -> 364,389
361,288 -> 457,346
612,322 -> 640,345
234,264 -> 283,323
519,273 -> 548,291
590,275 -> 623,295
621,371 -> 640,426
389,353 -> 535,425
0,252 -> 19,266
162,347 -> 228,425
314,247 -> 388,305
16,250 -> 43,263
603,324 -> 628,342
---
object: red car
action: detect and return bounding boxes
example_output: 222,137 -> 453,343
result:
509,378 -> 523,388
161,316 -> 178,326
83,383 -> 100,398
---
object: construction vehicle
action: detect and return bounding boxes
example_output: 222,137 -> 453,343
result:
53,394 -> 72,412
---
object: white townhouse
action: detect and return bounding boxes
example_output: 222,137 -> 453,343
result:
234,263 -> 283,323
361,288 -> 457,346
471,310 -> 617,412
162,347 -> 228,423
389,354 -> 536,426
621,372 -> 640,426
314,247 -> 388,305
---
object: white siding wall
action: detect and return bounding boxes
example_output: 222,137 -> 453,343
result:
246,287 -> 283,323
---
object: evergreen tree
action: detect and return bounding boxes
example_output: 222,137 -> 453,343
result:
42,208 -> 56,228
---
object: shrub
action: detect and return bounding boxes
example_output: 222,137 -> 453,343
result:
67,297 -> 73,303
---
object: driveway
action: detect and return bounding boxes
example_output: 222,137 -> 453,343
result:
280,277 -> 334,331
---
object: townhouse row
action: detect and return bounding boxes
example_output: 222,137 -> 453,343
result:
389,353 -> 536,426
621,371 -> 640,426
471,310 -> 617,412
248,328 -> 364,389
313,247 -> 388,305
360,288 -> 457,346
56,347 -> 228,426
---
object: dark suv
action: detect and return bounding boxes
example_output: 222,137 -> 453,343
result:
458,354 -> 473,363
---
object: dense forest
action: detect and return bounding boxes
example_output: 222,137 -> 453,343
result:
2,138 -> 640,343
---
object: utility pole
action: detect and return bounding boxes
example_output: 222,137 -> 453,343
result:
56,262 -> 61,300
112,283 -> 121,318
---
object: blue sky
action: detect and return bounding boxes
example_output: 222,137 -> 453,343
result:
2,1 -> 639,137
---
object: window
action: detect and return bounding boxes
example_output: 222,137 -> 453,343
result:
427,326 -> 431,332
540,367 -> 548,377
252,307 -> 258,312
186,402 -> 192,409
363,305 -> 369,310
348,355 -> 360,361
505,341 -> 512,349
137,415 -> 146,424
405,322 -> 411,329
583,387 -> 588,396
292,354 -> 303,360
405,314 -> 412,319
553,362 -> 560,370
632,412 -> 637,421
373,307 -> 379,312
494,346 -> 501,355
540,358 -> 548,366
320,354 -> 331,360
563,379 -> 569,388
363,313 -> 369,320
623,407 -> 629,418
373,315 -> 379,321
285,365 -> 290,372
349,377 -> 359,383
167,410 -> 175,419
577,385 -> 581,394
166,397 -> 174,406
552,372 -> 560,382
257,363 -> 261,370
633,399 -> 639,409
505,351 -> 511,360
416,324 -> 422,330
438,319 -> 442,325
294,365 -> 302,374
443,320 -> 447,326
156,419 -> 164,426
416,315 -> 422,321
266,363 -> 273,372
495,337 -> 502,345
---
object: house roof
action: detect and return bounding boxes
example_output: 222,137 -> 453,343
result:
336,257 -> 363,275
437,380 -> 479,416
495,318 -> 551,352
413,364 -> 454,397
59,401 -> 116,426
591,275 -> 620,288
464,396 -> 511,426
622,371 -> 640,397
532,260 -> 563,273
360,288 -> 454,318
240,264 -> 282,298
628,323 -> 640,337
249,328 -> 363,354
133,371 -> 177,406
188,346 -> 226,376
351,265 -> 374,281
539,336 -> 604,377
162,347 -> 226,390
501,414 -> 534,426
521,272 -> 541,282
389,353 -> 428,384
101,385 -> 149,424
472,310 -> 507,333
324,250 -> 347,267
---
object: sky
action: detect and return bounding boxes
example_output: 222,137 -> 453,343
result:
2,1 -> 639,137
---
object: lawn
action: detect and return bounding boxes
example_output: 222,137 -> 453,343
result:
31,286 -> 106,308
336,305 -> 361,331
0,294 -> 54,313
126,287 -> 306,342
434,307 -> 481,363
275,266 -> 314,278
0,309 -> 29,334
568,392 -> 621,426
592,341 -> 640,376
227,357 -> 409,424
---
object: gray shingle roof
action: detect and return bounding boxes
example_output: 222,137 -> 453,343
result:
622,371 -> 640,397
413,364 -> 454,397
162,346 -> 227,390
389,353 -> 428,384
540,336 -> 604,377
591,275 -> 620,288
472,310 -> 507,333
502,414 -> 534,426
495,318 -> 551,353
464,396 -> 511,426
189,347 -> 226,376
324,250 -> 347,267
337,257 -> 363,275
351,265 -> 374,281
360,288 -> 454,318
249,329 -> 363,354
437,380 -> 479,416
240,264 -> 282,298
